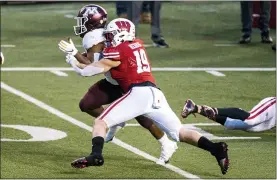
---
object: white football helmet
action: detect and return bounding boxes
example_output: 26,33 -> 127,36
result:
103,18 -> 135,47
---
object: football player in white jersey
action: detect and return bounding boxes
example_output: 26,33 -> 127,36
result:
62,4 -> 177,165
182,97 -> 276,132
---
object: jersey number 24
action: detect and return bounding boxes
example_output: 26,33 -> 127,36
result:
133,49 -> 150,73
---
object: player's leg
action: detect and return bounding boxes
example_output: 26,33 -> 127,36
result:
148,110 -> 229,174
181,99 -> 250,121
79,79 -> 127,144
136,115 -> 164,139
135,115 -> 178,165
103,84 -> 178,164
105,91 -> 178,164
105,110 -> 167,143
71,87 -> 152,168
79,79 -> 119,117
147,89 -> 229,174
199,114 -> 252,130
223,117 -> 253,130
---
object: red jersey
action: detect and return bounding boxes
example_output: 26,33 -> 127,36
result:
103,39 -> 155,92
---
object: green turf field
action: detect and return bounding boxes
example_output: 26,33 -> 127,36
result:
1,2 -> 276,179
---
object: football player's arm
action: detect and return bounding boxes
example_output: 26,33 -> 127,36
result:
74,42 -> 105,64
69,58 -> 120,77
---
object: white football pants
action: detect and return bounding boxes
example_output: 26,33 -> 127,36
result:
98,86 -> 183,141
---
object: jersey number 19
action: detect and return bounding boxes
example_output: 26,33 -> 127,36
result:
133,49 -> 150,74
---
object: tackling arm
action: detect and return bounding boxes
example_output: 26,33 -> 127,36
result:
74,42 -> 105,64
69,58 -> 121,77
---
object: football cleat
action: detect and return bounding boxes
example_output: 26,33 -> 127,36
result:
105,122 -> 126,143
71,153 -> 104,168
152,35 -> 169,48
156,141 -> 178,165
213,142 -> 229,175
181,99 -> 197,118
261,35 -> 273,43
261,31 -> 273,44
239,34 -> 251,44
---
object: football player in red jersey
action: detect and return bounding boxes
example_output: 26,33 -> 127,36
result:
61,5 -> 178,165
59,18 -> 229,175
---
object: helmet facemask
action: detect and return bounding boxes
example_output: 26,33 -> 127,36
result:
74,16 -> 89,36
104,29 -> 133,47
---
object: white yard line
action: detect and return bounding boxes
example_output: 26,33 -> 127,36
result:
214,44 -> 238,47
49,70 -> 68,77
1,81 -> 200,179
213,137 -> 260,140
144,44 -> 154,47
1,45 -> 16,48
1,67 -> 276,72
206,70 -> 226,76
151,67 -> 276,71
64,14 -> 74,19
126,123 -> 223,127
125,123 -> 261,140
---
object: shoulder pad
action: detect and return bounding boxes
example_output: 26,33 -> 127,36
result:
82,28 -> 105,50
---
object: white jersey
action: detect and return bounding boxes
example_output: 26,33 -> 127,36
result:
245,97 -> 276,132
82,28 -> 105,51
82,29 -> 118,85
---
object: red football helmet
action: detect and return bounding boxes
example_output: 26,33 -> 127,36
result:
74,4 -> 107,36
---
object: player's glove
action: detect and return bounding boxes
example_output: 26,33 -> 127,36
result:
58,38 -> 78,56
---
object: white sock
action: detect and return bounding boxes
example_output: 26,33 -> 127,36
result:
158,133 -> 169,146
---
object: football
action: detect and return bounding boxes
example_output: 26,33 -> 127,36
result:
0,52 -> 4,65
